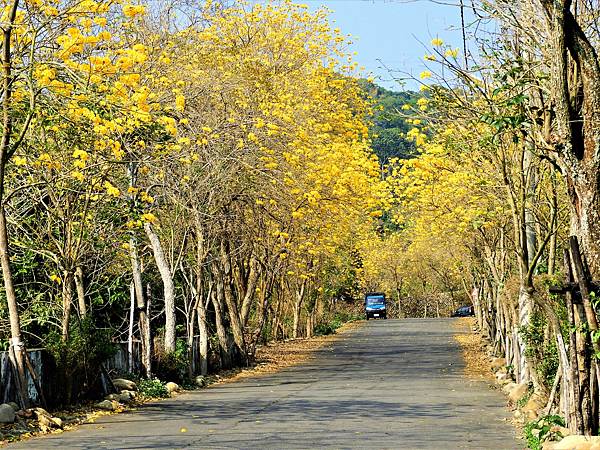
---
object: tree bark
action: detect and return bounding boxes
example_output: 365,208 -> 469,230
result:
240,257 -> 259,328
196,289 -> 209,376
144,222 -> 176,353
565,249 -> 584,433
292,279 -> 307,339
129,235 -> 151,377
211,286 -> 231,369
540,0 -> 600,276
0,0 -> 28,408
128,282 -> 135,373
218,240 -> 247,363
74,266 -> 86,317
61,271 -> 74,342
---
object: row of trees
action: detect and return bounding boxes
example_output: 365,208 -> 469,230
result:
367,0 -> 600,437
0,0 -> 387,405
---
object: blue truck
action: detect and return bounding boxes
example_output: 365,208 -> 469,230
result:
365,292 -> 387,320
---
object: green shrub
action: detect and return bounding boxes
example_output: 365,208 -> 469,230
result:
314,309 -> 362,336
45,317 -> 116,404
138,378 -> 169,398
516,385 -> 534,409
520,311 -> 559,388
523,415 -> 565,450
154,339 -> 189,383
314,323 -> 336,336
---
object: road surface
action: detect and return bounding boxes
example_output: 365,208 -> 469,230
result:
11,319 -> 521,449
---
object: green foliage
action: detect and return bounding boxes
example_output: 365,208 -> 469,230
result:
359,80 -> 422,164
45,317 -> 116,403
313,322 -> 336,336
314,308 -> 362,336
138,378 -> 169,398
523,415 -> 565,450
321,254 -> 362,304
520,311 -> 559,388
154,339 -> 189,383
45,318 -> 116,372
516,384 -> 534,409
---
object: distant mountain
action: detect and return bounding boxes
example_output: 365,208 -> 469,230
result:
360,81 -> 422,164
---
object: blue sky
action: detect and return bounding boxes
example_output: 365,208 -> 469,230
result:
300,0 -> 469,91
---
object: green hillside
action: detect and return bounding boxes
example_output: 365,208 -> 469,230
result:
361,81 -> 422,164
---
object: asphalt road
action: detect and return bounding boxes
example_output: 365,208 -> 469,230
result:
11,319 -> 522,449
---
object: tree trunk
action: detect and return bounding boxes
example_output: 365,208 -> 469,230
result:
540,0 -> 600,276
196,292 -> 209,376
130,235 -> 151,378
187,305 -> 196,379
128,282 -> 135,373
0,0 -> 29,409
566,283 -> 583,433
144,222 -> 176,353
292,279 -> 307,339
218,241 -> 247,363
145,283 -> 153,375
74,266 -> 86,317
211,286 -> 231,369
193,221 -> 209,375
517,285 -> 533,384
240,257 -> 259,328
61,271 -> 74,342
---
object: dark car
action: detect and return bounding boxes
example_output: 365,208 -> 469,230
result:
365,292 -> 387,320
451,305 -> 474,317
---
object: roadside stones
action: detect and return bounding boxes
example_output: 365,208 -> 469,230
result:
33,407 -> 50,417
550,426 -> 571,438
97,399 -> 119,411
508,382 -> 529,403
15,408 -> 33,419
543,435 -> 600,450
522,394 -> 545,414
495,369 -> 509,382
30,407 -> 63,431
490,357 -> 506,371
7,402 -> 19,412
105,389 -> 136,404
502,382 -> 518,394
112,378 -> 137,392
0,403 -> 15,423
195,376 -> 206,387
118,390 -> 136,403
38,414 -> 62,430
166,382 -> 180,394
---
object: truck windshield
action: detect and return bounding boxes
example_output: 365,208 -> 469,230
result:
366,296 -> 384,305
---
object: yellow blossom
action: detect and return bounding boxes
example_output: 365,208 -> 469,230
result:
175,94 -> 185,111
141,212 -> 158,223
14,156 -> 26,166
104,181 -> 120,197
